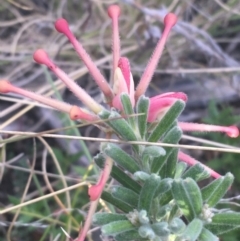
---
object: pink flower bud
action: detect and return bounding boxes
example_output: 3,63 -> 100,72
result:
135,13 -> 178,100
178,122 -> 239,138
178,151 -> 221,179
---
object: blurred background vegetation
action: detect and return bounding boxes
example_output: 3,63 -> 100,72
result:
0,0 -> 240,240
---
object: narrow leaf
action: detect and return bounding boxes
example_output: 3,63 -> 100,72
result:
174,162 -> 188,178
182,163 -> 211,182
142,146 -> 166,160
138,174 -> 161,213
172,178 -> 203,221
198,228 -> 219,241
101,191 -> 133,213
205,212 -> 240,235
151,222 -> 170,236
159,148 -> 178,179
136,95 -> 149,139
94,154 -> 141,193
155,178 -> 172,197
103,143 -> 140,173
101,220 -> 135,236
159,190 -> 173,206
169,217 -> 186,234
148,100 -> 185,142
120,93 -> 135,129
93,213 -> 127,225
151,127 -> 182,173
100,110 -> 138,142
181,218 -> 203,241
112,186 -> 139,208
201,172 -> 234,207
115,229 -> 144,241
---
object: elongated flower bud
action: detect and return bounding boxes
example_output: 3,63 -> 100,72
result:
108,5 -> 121,76
0,80 -> 96,121
178,122 -> 239,138
135,13 -> 177,100
178,151 -> 221,179
54,18 -> 113,101
33,49 -> 102,114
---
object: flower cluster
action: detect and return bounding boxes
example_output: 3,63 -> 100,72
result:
0,4 -> 239,241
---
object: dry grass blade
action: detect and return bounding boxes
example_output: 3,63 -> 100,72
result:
1,129 -> 240,154
6,139 -> 37,241
0,181 -> 88,215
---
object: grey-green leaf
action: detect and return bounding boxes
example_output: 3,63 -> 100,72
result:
159,148 -> 178,179
148,100 -> 185,142
151,126 -> 182,173
101,220 -> 135,236
94,154 -> 141,193
136,95 -> 149,139
169,217 -> 186,234
201,172 -> 234,207
100,110 -> 138,142
181,218 -> 203,241
205,212 -> 240,235
142,146 -> 166,161
103,143 -> 140,174
155,178 -> 172,197
172,178 -> 203,221
93,213 -> 127,225
182,163 -> 211,182
101,191 -> 133,213
111,186 -> 139,208
115,229 -> 145,241
175,162 -> 188,179
198,228 -> 219,241
138,174 -> 161,214
120,93 -> 135,129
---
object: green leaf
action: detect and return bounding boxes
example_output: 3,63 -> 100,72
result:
159,190 -> 173,206
198,228 -> 219,241
93,213 -> 127,225
101,220 -> 135,236
142,146 -> 166,160
169,217 -> 186,234
99,110 -> 138,142
205,212 -> 240,235
181,218 -> 203,241
155,178 -> 172,197
157,204 -> 172,219
182,163 -> 211,182
148,100 -> 185,142
138,225 -> 155,239
112,186 -> 139,208
172,178 -> 203,221
110,165 -> 142,193
136,95 -> 149,139
201,172 -> 234,207
138,174 -> 161,214
133,171 -> 150,182
101,191 -> 133,213
169,204 -> 181,221
151,222 -> 170,236
120,93 -> 135,129
151,127 -> 182,173
103,143 -> 140,174
160,148 -> 179,179
115,229 -> 144,241
94,154 -> 141,193
175,162 -> 188,178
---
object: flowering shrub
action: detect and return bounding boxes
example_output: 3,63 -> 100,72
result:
1,4 -> 240,241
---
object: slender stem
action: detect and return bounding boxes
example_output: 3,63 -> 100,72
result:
77,134 -> 113,241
